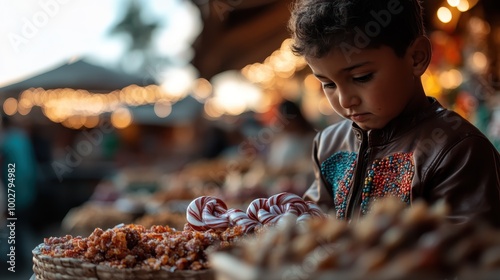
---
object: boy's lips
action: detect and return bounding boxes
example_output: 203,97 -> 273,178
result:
348,113 -> 370,122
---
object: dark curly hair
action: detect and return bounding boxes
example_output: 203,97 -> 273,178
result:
288,0 -> 426,58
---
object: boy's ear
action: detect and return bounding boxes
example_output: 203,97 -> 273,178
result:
408,36 -> 432,77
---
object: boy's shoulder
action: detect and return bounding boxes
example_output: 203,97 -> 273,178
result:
408,105 -> 498,159
423,106 -> 485,137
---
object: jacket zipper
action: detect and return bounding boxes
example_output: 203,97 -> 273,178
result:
345,138 -> 370,220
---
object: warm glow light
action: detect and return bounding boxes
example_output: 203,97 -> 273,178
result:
3,98 -> 18,116
280,38 -> 293,51
470,52 -> 488,73
457,0 -> 470,12
84,115 -> 100,128
240,37 -> 308,106
66,116 -> 84,129
159,66 -> 197,100
304,74 -> 321,92
203,98 -> 223,119
252,94 -> 273,114
211,71 -> 262,115
191,78 -> 212,100
318,97 -> 335,116
437,7 -> 453,23
15,84 -> 189,128
61,118 -> 73,129
217,94 -> 246,115
111,107 -> 133,129
439,69 -> 463,89
17,105 -> 31,116
447,0 -> 460,7
19,97 -> 32,108
469,17 -> 490,35
422,71 -> 442,98
154,99 -> 172,118
17,98 -> 32,115
243,63 -> 271,84
270,51 -> 295,74
269,83 -> 292,104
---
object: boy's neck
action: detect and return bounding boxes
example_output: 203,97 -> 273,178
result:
363,83 -> 430,133
401,82 -> 431,117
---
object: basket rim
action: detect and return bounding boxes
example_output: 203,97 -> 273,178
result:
32,242 -> 215,275
33,243 -> 92,266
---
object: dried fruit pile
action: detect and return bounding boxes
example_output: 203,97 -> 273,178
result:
40,224 -> 245,271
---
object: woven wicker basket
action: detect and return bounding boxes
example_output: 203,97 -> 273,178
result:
32,244 -> 215,280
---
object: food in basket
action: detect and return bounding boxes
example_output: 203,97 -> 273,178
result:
38,223 -> 245,271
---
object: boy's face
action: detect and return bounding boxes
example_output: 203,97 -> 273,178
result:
306,45 -> 417,130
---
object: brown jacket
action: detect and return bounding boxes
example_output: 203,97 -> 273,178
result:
304,98 -> 500,226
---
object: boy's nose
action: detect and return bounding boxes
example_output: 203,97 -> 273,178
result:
338,90 -> 360,109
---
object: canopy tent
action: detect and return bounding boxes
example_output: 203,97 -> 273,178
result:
0,60 -> 154,95
0,59 -> 202,126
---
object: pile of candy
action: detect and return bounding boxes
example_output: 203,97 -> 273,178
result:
186,192 -> 325,232
40,224 -> 245,271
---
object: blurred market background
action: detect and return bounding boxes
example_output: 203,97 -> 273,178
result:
1,0 -> 500,278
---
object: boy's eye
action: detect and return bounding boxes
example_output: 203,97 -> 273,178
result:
322,82 -> 337,89
353,73 -> 373,83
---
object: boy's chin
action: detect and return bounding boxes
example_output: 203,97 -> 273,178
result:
353,121 -> 386,131
355,123 -> 371,130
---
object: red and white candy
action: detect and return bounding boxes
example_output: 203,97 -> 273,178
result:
247,198 -> 268,221
306,201 -> 325,218
250,192 -> 309,225
186,192 -> 326,232
267,192 -> 306,208
227,208 -> 259,232
187,196 -> 228,231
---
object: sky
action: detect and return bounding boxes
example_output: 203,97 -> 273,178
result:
0,0 -> 202,88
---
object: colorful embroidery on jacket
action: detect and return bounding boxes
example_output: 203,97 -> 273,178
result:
320,151 -> 357,219
360,152 -> 414,214
321,151 -> 414,219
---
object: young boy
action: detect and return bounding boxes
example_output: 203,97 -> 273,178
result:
289,0 -> 500,226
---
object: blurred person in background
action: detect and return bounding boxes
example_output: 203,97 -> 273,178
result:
267,100 -> 316,170
1,115 -> 37,215
264,100 -> 317,195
